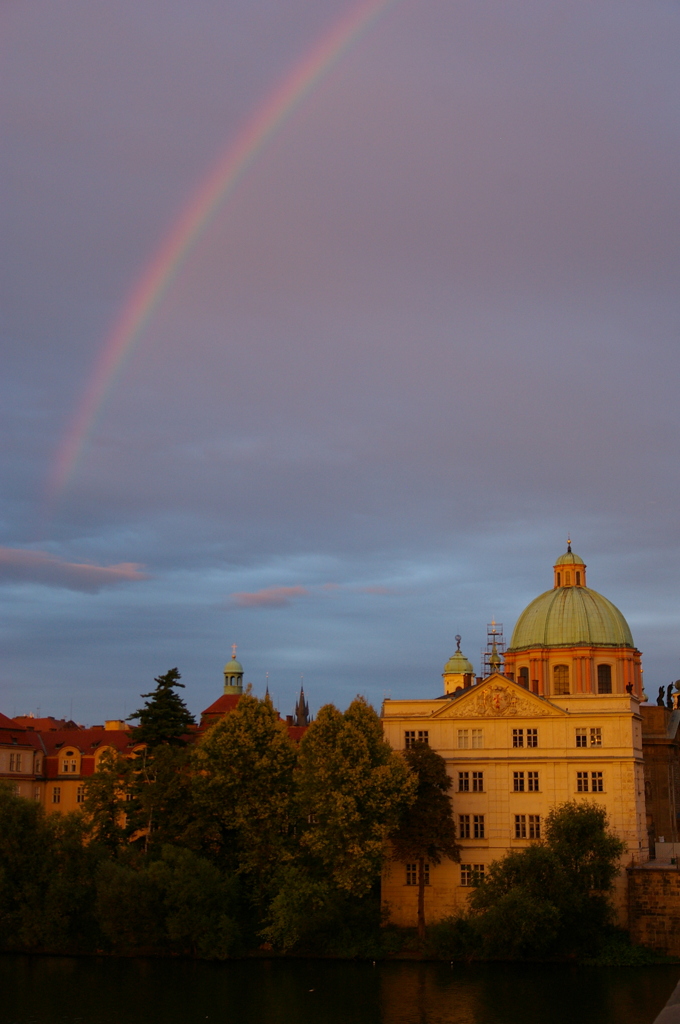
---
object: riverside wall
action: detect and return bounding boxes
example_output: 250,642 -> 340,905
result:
628,864 -> 680,957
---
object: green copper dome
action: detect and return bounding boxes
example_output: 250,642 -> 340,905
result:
509,585 -> 634,651
224,659 -> 243,674
444,650 -> 475,675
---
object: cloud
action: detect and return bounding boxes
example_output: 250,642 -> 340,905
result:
231,585 -> 309,608
359,586 -> 397,595
0,547 -> 149,593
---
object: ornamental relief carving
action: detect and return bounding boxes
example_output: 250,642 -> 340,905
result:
455,684 -> 552,718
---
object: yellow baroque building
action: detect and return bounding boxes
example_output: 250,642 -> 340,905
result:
381,545 -> 648,926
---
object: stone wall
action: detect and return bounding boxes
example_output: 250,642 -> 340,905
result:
628,866 -> 680,956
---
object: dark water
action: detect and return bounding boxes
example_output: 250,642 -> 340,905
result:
0,955 -> 678,1024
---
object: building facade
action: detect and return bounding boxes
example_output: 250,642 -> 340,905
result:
382,546 -> 649,926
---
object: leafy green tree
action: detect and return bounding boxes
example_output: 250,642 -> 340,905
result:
0,785 -> 105,953
94,846 -> 240,957
0,783 -> 50,949
468,801 -> 626,956
128,743 -> 198,853
128,668 -> 195,748
192,691 -> 298,887
295,697 -> 417,898
389,742 -> 459,939
40,811 -> 106,952
544,800 -> 626,894
264,698 -> 414,952
82,748 -> 135,851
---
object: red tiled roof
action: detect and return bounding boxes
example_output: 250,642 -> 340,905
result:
13,716 -> 80,731
0,711 -> 23,730
201,694 -> 243,717
39,728 -> 136,757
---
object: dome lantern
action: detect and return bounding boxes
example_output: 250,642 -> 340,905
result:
223,643 -> 244,695
554,539 -> 586,588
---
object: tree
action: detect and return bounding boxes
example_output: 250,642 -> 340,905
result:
264,697 -> 416,951
128,743 -> 197,853
390,742 -> 460,939
192,692 -> 298,887
82,748 -> 135,852
468,800 -> 626,956
544,800 -> 626,894
295,697 -> 416,897
128,668 -> 195,748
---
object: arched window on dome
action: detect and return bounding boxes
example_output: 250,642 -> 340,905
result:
553,665 -> 570,695
565,572 -> 571,586
519,667 -> 529,688
556,572 -> 561,587
597,664 -> 612,694
576,571 -> 581,586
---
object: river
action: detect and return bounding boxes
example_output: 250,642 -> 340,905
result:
0,955 -> 678,1024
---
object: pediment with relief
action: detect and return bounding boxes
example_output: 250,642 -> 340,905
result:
432,674 -> 563,719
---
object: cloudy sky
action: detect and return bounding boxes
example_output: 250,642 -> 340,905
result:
2,0 -> 679,724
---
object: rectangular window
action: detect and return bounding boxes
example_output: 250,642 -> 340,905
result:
471,729 -> 484,749
458,771 -> 470,792
33,787 -> 41,801
591,771 -> 604,792
406,863 -> 430,885
526,728 -> 538,748
515,814 -> 527,839
458,729 -> 469,749
417,731 -> 429,745
512,729 -> 524,748
9,753 -> 22,772
529,815 -> 541,839
513,771 -> 525,792
52,786 -> 61,805
461,864 -> 485,887
76,786 -> 85,804
473,814 -> 485,839
597,664 -> 612,694
577,771 -> 589,792
459,814 -> 470,838
472,771 -> 484,792
590,728 -> 602,747
528,771 -> 539,792
576,728 -> 587,748
404,731 -> 416,749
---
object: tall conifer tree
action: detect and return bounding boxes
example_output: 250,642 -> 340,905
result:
129,668 -> 195,747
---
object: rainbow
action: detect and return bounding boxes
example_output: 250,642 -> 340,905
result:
47,0 -> 401,506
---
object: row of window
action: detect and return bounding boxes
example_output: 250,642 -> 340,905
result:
406,863 -> 487,887
406,727 -> 604,749
51,786 -> 85,804
457,813 -> 541,840
457,770 -> 604,793
517,664 -> 613,695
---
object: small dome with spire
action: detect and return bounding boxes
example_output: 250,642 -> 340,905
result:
444,651 -> 475,675
443,635 -> 475,694
223,644 -> 244,695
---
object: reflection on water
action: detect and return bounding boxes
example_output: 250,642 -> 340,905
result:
0,955 -> 677,1024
